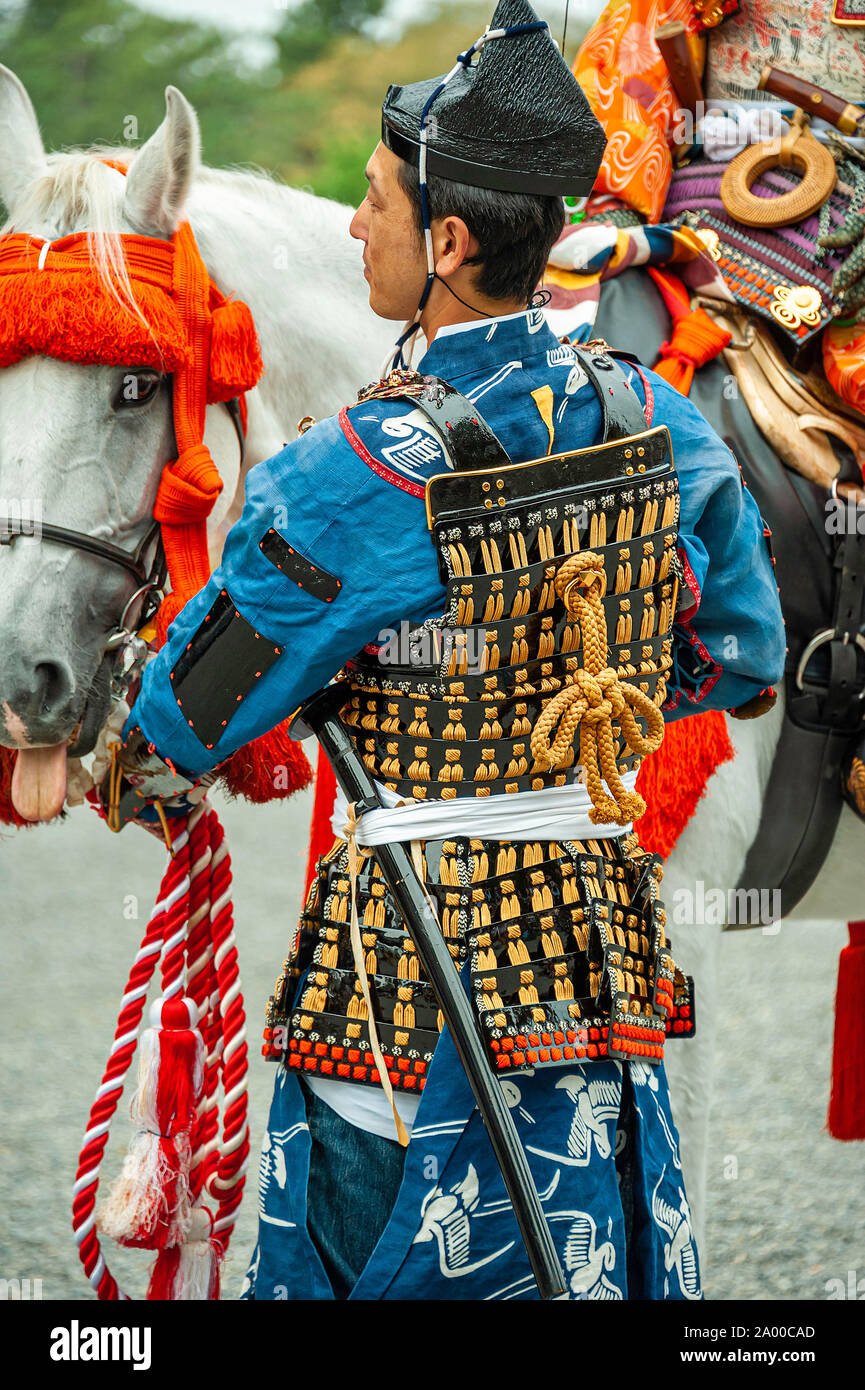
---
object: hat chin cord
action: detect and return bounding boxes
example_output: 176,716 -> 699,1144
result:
386,16 -> 549,374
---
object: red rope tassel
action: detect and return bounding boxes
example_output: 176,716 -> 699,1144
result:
147,1213 -> 222,1301
828,920 -> 865,1141
99,996 -> 204,1250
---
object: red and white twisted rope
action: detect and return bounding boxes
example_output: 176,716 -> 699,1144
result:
72,800 -> 248,1299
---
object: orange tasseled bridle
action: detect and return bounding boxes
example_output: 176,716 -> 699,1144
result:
0,172 -> 263,648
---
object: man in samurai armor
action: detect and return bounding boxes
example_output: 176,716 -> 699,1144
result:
100,0 -> 785,1301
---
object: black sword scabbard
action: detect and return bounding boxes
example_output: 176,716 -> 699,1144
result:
298,683 -> 567,1302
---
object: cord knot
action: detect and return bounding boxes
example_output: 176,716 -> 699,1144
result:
530,550 -> 667,825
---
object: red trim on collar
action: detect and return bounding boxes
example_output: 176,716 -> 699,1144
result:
339,407 -> 426,499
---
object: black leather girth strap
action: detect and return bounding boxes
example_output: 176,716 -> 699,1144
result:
407,348 -> 648,473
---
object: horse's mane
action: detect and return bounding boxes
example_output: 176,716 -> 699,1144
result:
1,145 -> 352,324
0,147 -> 148,315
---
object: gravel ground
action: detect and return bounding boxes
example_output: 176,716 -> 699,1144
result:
0,788 -> 862,1301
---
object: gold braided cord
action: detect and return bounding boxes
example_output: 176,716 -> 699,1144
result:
530,552 -> 667,826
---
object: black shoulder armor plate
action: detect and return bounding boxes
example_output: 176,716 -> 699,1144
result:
169,587 -> 284,751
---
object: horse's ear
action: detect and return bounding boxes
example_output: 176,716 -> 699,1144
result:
0,66 -> 48,216
123,86 -> 200,239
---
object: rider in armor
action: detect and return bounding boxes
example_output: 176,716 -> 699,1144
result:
101,0 -> 785,1300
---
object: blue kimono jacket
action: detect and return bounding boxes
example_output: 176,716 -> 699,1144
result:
123,307 -> 785,1301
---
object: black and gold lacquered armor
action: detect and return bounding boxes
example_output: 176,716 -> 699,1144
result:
265,348 -> 696,1090
343,412 -> 679,805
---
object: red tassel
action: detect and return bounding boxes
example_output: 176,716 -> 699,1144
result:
305,748 -> 338,897
146,1215 -> 222,1301
216,721 -> 312,804
147,1244 -> 184,1301
149,996 -> 204,1139
634,711 -> 735,857
828,921 -> 865,1141
99,996 -> 204,1249
207,298 -> 263,403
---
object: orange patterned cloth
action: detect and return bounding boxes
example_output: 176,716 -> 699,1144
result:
575,1 -> 865,422
574,0 -> 706,222
824,321 -> 865,418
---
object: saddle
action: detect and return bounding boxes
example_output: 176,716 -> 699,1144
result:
688,301 -> 865,903
592,265 -> 865,919
695,299 -> 865,488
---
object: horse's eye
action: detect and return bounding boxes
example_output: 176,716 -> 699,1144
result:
113,370 -> 163,410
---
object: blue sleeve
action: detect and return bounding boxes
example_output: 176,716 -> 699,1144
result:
633,368 -> 786,721
122,410 -> 446,778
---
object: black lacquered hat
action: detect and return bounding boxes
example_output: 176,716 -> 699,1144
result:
381,0 -> 607,198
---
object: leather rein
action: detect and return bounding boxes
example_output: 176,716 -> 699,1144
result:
0,393 -> 246,698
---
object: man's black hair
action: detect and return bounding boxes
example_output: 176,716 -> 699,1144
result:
396,160 -> 565,304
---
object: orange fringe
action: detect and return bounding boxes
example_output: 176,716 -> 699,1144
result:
217,721 -> 313,804
634,710 -> 734,857
0,268 -> 190,374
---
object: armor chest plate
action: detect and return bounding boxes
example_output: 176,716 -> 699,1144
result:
341,423 -> 681,805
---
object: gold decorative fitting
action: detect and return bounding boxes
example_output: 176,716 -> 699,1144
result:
297,415 -> 316,435
694,0 -> 725,26
770,283 -> 823,329
695,227 -> 721,261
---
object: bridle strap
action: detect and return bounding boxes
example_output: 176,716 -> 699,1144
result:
0,515 -> 159,585
0,384 -> 246,657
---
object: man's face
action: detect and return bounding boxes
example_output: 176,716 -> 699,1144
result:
350,143 -> 429,321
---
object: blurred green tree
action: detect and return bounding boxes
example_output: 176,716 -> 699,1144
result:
0,0 -> 587,209
0,0 -> 254,158
275,0 -> 388,73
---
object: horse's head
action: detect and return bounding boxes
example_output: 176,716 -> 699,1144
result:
0,68 -> 217,819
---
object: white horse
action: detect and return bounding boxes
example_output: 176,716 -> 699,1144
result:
0,66 -> 393,821
0,70 -> 852,1258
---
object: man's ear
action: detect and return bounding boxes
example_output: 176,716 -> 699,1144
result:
434,214 -> 478,277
